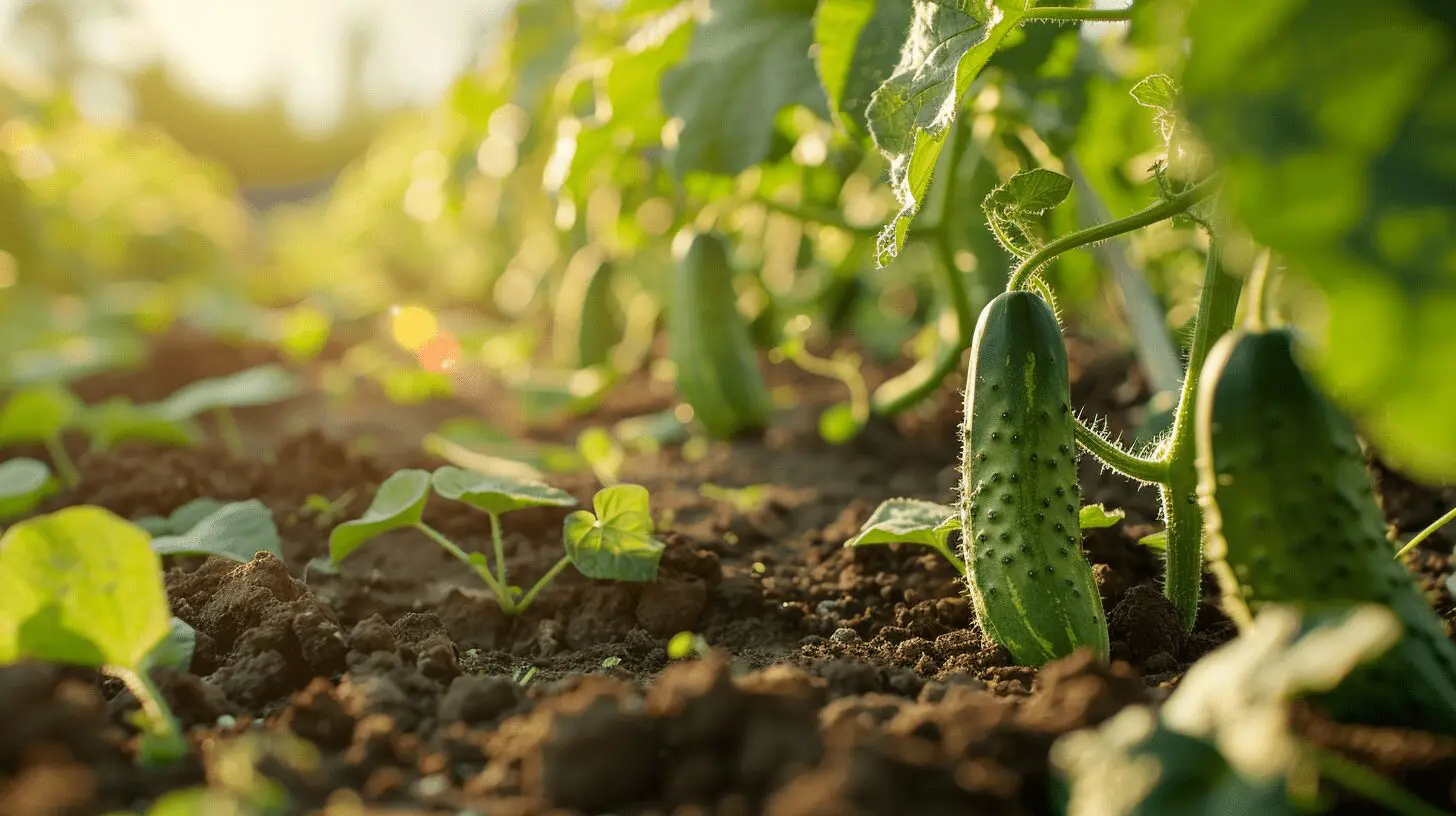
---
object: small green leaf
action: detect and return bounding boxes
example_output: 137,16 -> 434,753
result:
817,401 -> 865,444
430,466 -> 577,517
699,482 -> 771,513
329,470 -> 432,564
562,484 -> 665,582
81,398 -> 199,451
144,617 -> 196,672
1138,531 -> 1168,552
1130,73 -> 1178,113
983,168 -> 1074,255
1079,504 -> 1127,531
0,457 -> 57,520
846,497 -> 958,549
150,500 -> 282,563
601,655 -> 621,669
667,630 -> 708,660
139,498 -> 227,537
0,386 -> 80,446
613,411 -> 690,453
156,364 -> 302,420
0,506 -> 170,668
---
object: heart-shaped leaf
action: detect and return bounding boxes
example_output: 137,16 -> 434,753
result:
0,386 -> 81,446
430,466 -> 577,517
1079,504 -> 1127,531
133,498 -> 228,537
156,364 -> 302,421
0,458 -> 57,520
330,469 -> 432,564
150,500 -> 282,563
144,617 -> 197,672
562,484 -> 665,582
846,497 -> 964,572
0,506 -> 170,668
81,398 -> 198,451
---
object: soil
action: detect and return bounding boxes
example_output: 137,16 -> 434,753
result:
2,327 -> 1455,816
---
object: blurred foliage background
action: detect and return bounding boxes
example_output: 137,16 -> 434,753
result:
1,0 -> 1451,480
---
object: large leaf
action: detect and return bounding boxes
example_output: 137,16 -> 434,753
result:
156,364 -> 302,421
813,0 -> 915,137
430,466 -> 578,517
0,507 -> 170,668
866,0 -> 1029,264
329,470 -> 432,564
150,500 -> 283,563
145,617 -> 197,673
1183,0 -> 1456,480
562,484 -> 665,581
0,458 -> 57,521
660,0 -> 830,177
844,497 -> 963,570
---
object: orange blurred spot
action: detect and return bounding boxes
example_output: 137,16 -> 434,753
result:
416,331 -> 461,373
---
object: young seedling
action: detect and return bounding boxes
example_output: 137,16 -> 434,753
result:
298,490 -> 357,529
135,498 -> 284,563
329,468 -> 666,615
0,506 -> 188,763
0,457 -> 57,521
81,397 -> 199,452
156,364 -> 302,456
0,385 -> 82,487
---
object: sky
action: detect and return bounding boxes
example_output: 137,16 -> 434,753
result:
0,0 -> 515,131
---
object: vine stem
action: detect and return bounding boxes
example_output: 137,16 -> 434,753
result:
415,522 -> 514,612
44,435 -> 80,487
1073,421 -> 1168,484
1006,176 -> 1221,292
1241,247 -> 1275,330
488,512 -> 508,590
1393,505 -> 1456,561
513,555 -> 572,614
1023,6 -> 1133,23
1160,240 -> 1244,632
1307,746 -> 1452,816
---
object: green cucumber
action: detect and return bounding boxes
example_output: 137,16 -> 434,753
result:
960,291 -> 1109,666
668,230 -> 773,438
1196,329 -> 1456,733
552,247 -> 622,369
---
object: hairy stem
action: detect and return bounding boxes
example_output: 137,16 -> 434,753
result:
1073,420 -> 1169,484
514,555 -> 572,614
1161,240 -> 1244,632
1023,6 -> 1133,23
488,512 -> 508,590
416,522 -> 513,612
1241,247 -> 1275,330
1006,176 -> 1221,292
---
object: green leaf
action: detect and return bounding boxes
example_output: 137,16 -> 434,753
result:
699,482 -> 770,513
660,0 -> 829,177
813,0 -> 914,137
81,398 -> 199,451
0,458 -> 57,520
156,364 -> 302,421
562,484 -> 665,581
817,401 -> 865,444
144,617 -> 196,672
0,506 -> 170,668
1183,0 -> 1456,481
846,497 -> 957,549
1079,504 -> 1126,531
1130,73 -> 1178,114
577,427 -> 625,486
329,470 -> 432,564
866,0 -> 1029,263
991,168 -> 1074,214
150,500 -> 283,563
1138,530 -> 1168,552
430,466 -> 578,517
0,386 -> 80,446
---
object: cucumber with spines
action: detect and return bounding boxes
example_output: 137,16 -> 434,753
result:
960,290 -> 1109,666
668,230 -> 773,439
1196,328 -> 1456,733
552,246 -> 622,369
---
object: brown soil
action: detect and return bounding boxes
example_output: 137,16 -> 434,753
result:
2,328 -> 1454,815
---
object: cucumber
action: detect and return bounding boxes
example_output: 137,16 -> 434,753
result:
668,230 -> 773,438
1196,329 -> 1456,733
552,246 -> 622,369
960,291 -> 1109,666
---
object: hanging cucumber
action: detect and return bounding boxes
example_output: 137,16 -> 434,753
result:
1197,328 -> 1456,734
668,230 -> 773,438
552,246 -> 623,369
960,291 -> 1109,666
